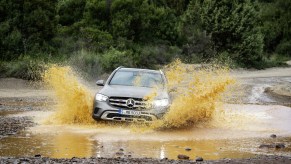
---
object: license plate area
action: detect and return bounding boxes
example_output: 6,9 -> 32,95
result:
118,109 -> 141,116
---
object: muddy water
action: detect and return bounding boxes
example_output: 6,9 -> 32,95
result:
0,130 -> 257,160
1,104 -> 291,160
1,64 -> 291,160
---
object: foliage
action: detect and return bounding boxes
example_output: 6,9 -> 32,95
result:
196,0 -> 264,67
100,48 -> 134,72
68,50 -> 103,80
132,44 -> 181,68
0,55 -> 47,80
0,0 -> 290,79
0,0 -> 58,60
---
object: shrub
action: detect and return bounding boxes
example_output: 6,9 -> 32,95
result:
69,50 -> 102,80
100,48 -> 134,72
0,55 -> 47,80
132,44 -> 181,69
276,40 -> 291,56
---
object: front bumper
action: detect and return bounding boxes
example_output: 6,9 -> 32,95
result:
92,100 -> 168,122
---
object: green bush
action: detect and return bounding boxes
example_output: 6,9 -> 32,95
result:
69,50 -> 102,80
132,44 -> 181,68
209,52 -> 237,68
100,48 -> 134,72
0,55 -> 47,80
276,40 -> 291,56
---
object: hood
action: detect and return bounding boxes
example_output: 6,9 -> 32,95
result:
99,85 -> 168,99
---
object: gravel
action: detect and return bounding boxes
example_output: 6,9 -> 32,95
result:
0,155 -> 291,164
0,116 -> 35,138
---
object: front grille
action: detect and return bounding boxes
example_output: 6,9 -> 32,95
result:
106,113 -> 153,121
109,97 -> 146,109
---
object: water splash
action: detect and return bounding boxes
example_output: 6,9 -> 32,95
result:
43,65 -> 94,124
151,60 -> 236,129
43,60 -> 235,129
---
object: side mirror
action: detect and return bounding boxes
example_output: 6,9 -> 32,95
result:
96,80 -> 104,86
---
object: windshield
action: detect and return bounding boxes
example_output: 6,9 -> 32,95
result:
109,70 -> 164,88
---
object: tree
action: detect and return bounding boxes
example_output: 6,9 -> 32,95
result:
0,0 -> 58,60
184,0 -> 264,66
260,0 -> 291,56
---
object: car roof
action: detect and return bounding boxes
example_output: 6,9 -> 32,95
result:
118,67 -> 161,74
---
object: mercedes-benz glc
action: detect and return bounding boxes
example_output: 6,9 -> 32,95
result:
92,67 -> 170,122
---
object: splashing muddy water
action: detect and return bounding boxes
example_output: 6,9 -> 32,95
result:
152,60 -> 235,128
43,60 -> 235,129
1,64 -> 291,160
43,66 -> 94,124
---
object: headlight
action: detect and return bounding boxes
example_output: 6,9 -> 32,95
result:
95,94 -> 108,101
153,99 -> 169,107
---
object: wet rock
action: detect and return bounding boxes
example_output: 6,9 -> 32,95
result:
259,143 -> 285,149
20,158 -> 30,162
71,157 -> 78,162
270,134 -> 277,138
116,152 -> 124,156
275,143 -> 285,149
185,147 -> 191,151
7,132 -> 16,135
34,154 -> 41,158
2,155 -> 291,163
177,154 -> 189,160
0,116 -> 35,137
259,144 -> 275,149
196,157 -> 203,162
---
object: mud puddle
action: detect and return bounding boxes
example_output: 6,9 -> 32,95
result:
0,125 -> 290,160
1,64 -> 291,161
0,130 -> 258,160
1,104 -> 291,160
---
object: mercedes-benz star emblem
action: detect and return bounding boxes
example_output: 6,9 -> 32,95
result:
126,99 -> 135,108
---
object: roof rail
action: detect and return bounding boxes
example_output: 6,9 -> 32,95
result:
112,66 -> 124,72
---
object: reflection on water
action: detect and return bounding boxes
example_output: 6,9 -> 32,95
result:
0,131 -> 93,158
1,128 -> 290,160
0,130 -> 257,160
1,104 -> 291,160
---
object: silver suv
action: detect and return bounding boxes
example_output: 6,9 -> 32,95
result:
92,67 -> 170,122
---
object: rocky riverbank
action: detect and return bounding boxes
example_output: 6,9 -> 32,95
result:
1,155 -> 291,164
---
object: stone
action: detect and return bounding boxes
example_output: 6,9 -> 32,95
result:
259,144 -> 274,149
185,147 -> 192,151
196,157 -> 203,162
34,154 -> 41,158
275,143 -> 285,149
119,148 -> 124,151
115,152 -> 124,156
270,134 -> 277,138
177,154 -> 189,160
